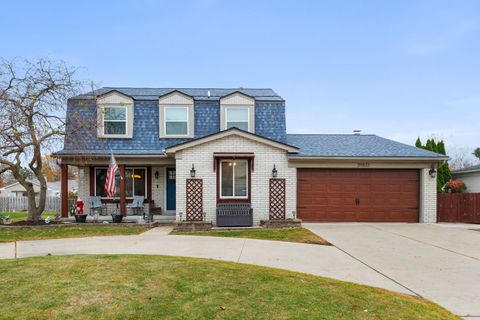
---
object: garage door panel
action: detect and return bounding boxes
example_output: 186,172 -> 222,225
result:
297,169 -> 419,222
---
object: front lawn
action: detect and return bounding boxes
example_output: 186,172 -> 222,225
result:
172,227 -> 330,245
0,225 -> 151,242
0,255 -> 458,319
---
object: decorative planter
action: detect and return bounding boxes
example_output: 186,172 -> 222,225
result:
111,214 -> 123,223
74,214 -> 88,223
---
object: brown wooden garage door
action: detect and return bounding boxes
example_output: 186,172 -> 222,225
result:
297,169 -> 420,222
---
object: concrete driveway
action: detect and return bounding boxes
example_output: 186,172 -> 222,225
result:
305,223 -> 480,318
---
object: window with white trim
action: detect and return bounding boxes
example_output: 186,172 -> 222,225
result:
103,106 -> 127,135
225,107 -> 249,131
165,107 -> 188,136
94,167 -> 146,198
220,160 -> 248,198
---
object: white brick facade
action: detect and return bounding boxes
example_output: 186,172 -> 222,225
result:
74,147 -> 438,224
420,168 -> 437,223
77,167 -> 90,212
175,135 -> 296,226
151,166 -> 165,210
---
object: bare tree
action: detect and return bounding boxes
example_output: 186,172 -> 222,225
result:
0,58 -> 84,221
448,146 -> 474,170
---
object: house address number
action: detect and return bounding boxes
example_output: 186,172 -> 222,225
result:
357,162 -> 370,168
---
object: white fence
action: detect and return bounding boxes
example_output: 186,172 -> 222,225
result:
0,196 -> 61,213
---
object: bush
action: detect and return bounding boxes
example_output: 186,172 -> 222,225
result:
444,180 -> 466,193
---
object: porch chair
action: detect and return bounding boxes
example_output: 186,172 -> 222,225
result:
127,195 -> 145,217
89,196 -> 107,216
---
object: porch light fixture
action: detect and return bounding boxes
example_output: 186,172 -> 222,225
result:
190,164 -> 196,178
154,171 -> 159,179
429,165 -> 437,178
272,164 -> 278,178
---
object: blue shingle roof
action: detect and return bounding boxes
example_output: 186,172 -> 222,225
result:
287,134 -> 448,158
72,87 -> 284,101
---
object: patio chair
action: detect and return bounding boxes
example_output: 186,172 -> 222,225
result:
89,196 -> 107,216
127,195 -> 145,216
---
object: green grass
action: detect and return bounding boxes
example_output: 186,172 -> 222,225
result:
0,211 -> 55,222
0,225 -> 151,242
0,255 -> 458,320
173,227 -> 330,245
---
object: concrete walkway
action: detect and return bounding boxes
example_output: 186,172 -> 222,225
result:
305,223 -> 480,318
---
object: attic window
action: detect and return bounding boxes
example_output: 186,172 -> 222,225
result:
103,106 -> 127,135
225,107 -> 249,131
165,107 -> 189,136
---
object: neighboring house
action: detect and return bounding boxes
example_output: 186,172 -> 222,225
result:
53,88 -> 447,224
48,180 -> 78,196
452,164 -> 480,193
0,179 -> 57,197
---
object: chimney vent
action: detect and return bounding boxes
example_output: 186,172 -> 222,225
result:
353,130 -> 362,135
207,90 -> 211,97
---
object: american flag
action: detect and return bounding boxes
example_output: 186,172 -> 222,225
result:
105,152 -> 119,197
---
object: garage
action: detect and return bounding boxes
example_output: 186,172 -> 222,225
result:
297,168 -> 420,222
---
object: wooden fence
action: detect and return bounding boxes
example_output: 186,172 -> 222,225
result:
0,196 -> 61,213
437,193 -> 480,223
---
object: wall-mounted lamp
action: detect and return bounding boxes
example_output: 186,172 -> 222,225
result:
272,164 -> 278,178
190,164 -> 196,178
154,171 -> 159,179
428,165 -> 437,178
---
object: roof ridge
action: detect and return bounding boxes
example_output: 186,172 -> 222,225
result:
103,87 -> 275,91
287,133 -> 377,136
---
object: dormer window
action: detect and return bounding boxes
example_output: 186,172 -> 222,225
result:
159,91 -> 194,138
165,106 -> 189,136
225,107 -> 249,131
103,106 -> 127,135
220,92 -> 255,133
97,91 -> 134,139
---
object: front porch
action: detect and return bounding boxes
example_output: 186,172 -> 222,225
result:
59,158 -> 178,220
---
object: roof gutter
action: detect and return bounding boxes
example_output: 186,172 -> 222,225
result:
52,153 -> 169,158
288,156 -> 449,161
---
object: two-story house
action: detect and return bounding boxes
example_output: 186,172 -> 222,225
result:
54,87 -> 447,225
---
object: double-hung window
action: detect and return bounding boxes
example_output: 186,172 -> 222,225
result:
220,160 -> 248,198
165,107 -> 188,136
103,106 -> 127,135
225,107 -> 249,131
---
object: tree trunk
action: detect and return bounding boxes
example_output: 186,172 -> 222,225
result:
24,181 -> 47,222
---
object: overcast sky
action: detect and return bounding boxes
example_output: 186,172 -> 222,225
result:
2,0 -> 479,160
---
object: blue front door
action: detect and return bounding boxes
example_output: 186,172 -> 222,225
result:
166,168 -> 176,211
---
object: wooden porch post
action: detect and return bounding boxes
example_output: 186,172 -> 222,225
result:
60,163 -> 69,218
119,165 -> 126,215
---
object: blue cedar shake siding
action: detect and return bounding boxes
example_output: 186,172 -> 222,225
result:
62,98 -> 287,154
